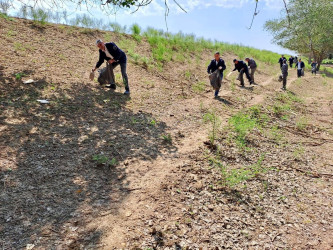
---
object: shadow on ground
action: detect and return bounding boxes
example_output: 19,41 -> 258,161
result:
0,71 -> 176,248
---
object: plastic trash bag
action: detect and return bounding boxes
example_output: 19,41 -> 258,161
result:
209,69 -> 222,90
98,63 -> 115,85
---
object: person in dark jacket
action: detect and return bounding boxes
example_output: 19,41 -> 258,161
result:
207,52 -> 226,97
288,56 -> 294,68
233,59 -> 253,86
281,59 -> 288,90
295,58 -> 305,78
311,60 -> 317,75
93,39 -> 130,94
245,57 -> 257,83
278,55 -> 286,69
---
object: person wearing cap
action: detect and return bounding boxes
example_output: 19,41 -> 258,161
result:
92,39 -> 130,95
281,59 -> 288,90
245,57 -> 257,84
207,52 -> 226,97
278,55 -> 286,69
295,58 -> 305,78
232,59 -> 253,87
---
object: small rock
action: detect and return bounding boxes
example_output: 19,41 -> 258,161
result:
26,244 -> 35,250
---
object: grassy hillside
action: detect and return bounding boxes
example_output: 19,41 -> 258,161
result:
1,16 -> 333,249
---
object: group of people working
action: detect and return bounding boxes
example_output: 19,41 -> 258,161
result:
92,40 -> 318,97
207,52 -> 257,97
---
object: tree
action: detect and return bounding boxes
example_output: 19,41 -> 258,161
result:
264,0 -> 333,70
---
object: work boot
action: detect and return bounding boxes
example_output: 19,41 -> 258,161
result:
124,87 -> 130,95
214,90 -> 219,97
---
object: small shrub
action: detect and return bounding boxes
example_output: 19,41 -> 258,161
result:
30,8 -> 50,25
203,110 -> 221,145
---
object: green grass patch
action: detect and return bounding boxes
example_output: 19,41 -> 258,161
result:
192,81 -> 206,93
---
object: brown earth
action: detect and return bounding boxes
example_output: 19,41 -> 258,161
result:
1,17 -> 333,249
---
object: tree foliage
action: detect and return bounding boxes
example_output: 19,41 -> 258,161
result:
264,0 -> 333,69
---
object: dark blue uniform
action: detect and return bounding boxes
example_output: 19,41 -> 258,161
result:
233,60 -> 252,86
96,42 -> 127,68
207,58 -> 226,74
95,42 -> 129,92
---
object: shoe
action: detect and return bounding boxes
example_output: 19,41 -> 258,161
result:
105,84 -> 116,89
281,87 -> 286,91
124,90 -> 130,95
240,84 -> 245,88
214,90 -> 219,97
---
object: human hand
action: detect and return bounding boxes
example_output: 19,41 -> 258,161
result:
218,66 -> 222,70
108,59 -> 115,64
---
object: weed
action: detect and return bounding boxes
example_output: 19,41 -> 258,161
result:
209,154 -> 267,188
293,145 -> 305,160
192,81 -> 206,93
14,42 -> 26,52
185,70 -> 191,79
150,119 -> 157,126
92,154 -> 118,167
130,117 -> 138,124
269,125 -> 283,142
229,111 -> 258,149
203,110 -> 221,145
296,116 -> 308,131
161,134 -> 172,144
15,72 -> 26,80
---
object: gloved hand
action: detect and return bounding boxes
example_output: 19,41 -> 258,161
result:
218,66 -> 222,70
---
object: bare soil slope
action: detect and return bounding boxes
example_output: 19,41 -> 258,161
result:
1,18 -> 333,249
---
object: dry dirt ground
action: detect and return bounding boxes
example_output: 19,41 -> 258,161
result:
1,18 -> 333,249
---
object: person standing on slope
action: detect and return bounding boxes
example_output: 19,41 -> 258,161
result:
278,55 -> 286,69
207,52 -> 226,97
245,57 -> 257,84
311,60 -> 317,75
288,56 -> 294,68
232,59 -> 253,87
93,39 -> 130,95
281,59 -> 288,90
295,58 -> 305,78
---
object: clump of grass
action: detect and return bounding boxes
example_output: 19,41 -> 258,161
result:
228,111 -> 258,149
15,72 -> 26,80
296,116 -> 308,131
293,145 -> 305,161
192,81 -> 206,93
209,154 -> 267,188
92,154 -> 118,167
161,134 -> 172,144
130,23 -> 141,42
30,8 -> 50,25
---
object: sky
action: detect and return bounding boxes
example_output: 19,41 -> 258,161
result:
9,0 -> 295,55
